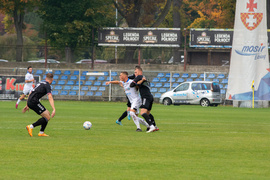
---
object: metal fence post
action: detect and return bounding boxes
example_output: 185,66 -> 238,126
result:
109,69 -> 112,101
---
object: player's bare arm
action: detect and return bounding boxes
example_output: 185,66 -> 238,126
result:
106,81 -> 123,87
137,77 -> 146,85
48,93 -> 55,118
25,79 -> 34,83
22,105 -> 29,113
22,90 -> 32,113
106,81 -> 121,85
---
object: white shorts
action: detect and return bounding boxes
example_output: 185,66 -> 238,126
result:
130,100 -> 141,114
23,87 -> 33,95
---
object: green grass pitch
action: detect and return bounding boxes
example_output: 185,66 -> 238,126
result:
1,100 -> 270,179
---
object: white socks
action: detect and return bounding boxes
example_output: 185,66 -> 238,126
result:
16,99 -> 21,104
130,111 -> 150,129
130,111 -> 140,129
138,117 -> 149,128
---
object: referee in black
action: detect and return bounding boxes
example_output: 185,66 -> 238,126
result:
23,73 -> 55,137
130,66 -> 158,133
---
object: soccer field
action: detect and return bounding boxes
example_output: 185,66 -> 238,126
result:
1,100 -> 270,179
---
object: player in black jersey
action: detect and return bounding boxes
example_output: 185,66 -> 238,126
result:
23,73 -> 55,137
130,66 -> 158,133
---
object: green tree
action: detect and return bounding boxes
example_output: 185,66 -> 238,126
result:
0,13 -> 5,35
113,0 -> 172,63
38,0 -> 115,63
217,0 -> 236,28
24,12 -> 43,32
1,14 -> 15,34
0,0 -> 36,62
0,34 -> 36,60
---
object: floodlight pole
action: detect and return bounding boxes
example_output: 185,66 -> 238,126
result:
44,31 -> 47,68
115,0 -> 118,64
91,28 -> 95,69
184,28 -> 187,71
138,46 -> 141,66
252,80 -> 254,108
78,69 -> 81,101
109,70 -> 112,101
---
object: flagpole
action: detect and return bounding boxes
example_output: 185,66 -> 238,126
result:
251,80 -> 254,108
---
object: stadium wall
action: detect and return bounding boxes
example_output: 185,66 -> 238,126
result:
0,62 -> 229,73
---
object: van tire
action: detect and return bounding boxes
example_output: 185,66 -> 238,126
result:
200,98 -> 210,107
163,98 -> 172,105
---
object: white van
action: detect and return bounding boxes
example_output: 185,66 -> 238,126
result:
159,81 -> 221,107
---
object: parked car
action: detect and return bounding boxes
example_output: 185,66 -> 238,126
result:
159,81 -> 221,107
28,59 -> 60,63
0,59 -> 9,62
76,59 -> 107,64
168,56 -> 184,64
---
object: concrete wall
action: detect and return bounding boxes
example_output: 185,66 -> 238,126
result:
187,49 -> 231,66
0,62 -> 230,74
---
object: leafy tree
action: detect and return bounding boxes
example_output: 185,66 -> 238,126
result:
0,0 -> 36,62
0,13 -> 5,35
1,14 -> 16,34
0,34 -> 36,60
113,0 -> 172,63
183,0 -> 220,28
38,0 -> 115,63
24,12 -> 43,32
172,0 -> 182,63
183,0 -> 235,29
217,0 -> 236,28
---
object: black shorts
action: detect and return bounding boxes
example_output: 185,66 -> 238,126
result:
27,101 -> 47,115
140,97 -> 153,111
126,101 -> 131,108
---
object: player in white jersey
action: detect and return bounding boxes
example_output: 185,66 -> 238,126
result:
106,71 -> 149,131
16,66 -> 35,109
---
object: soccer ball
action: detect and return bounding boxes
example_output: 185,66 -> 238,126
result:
83,121 -> 92,130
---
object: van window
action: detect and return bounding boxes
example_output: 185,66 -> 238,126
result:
175,83 -> 189,92
191,83 -> 201,90
202,83 -> 211,90
191,83 -> 210,90
212,82 -> 220,92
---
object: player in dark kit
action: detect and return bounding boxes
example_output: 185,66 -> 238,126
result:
22,73 -> 55,137
130,66 -> 158,133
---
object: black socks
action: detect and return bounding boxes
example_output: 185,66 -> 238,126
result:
118,111 -> 128,122
149,113 -> 156,126
33,117 -> 48,131
142,113 -> 152,126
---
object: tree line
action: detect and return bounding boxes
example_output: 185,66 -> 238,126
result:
0,0 -> 269,63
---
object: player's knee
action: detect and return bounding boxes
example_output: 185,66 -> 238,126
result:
44,115 -> 50,121
41,110 -> 51,121
130,111 -> 136,118
140,109 -> 147,115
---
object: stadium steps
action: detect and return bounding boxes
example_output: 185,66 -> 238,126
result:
47,70 -> 110,97
40,70 -> 229,99
150,71 -> 229,99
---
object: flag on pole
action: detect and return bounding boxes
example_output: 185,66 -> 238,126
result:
226,0 -> 270,100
